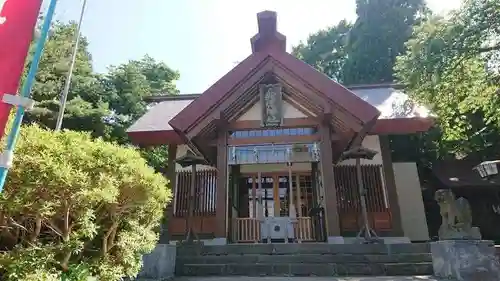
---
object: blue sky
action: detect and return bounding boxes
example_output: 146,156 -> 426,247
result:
44,0 -> 461,94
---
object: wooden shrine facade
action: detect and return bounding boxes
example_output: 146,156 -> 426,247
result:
169,164 -> 392,243
127,10 -> 434,244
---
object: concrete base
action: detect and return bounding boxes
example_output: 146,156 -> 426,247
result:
137,244 -> 176,280
169,238 -> 227,246
440,226 -> 482,240
343,237 -> 410,244
327,236 -> 345,244
431,240 -> 500,281
204,238 -> 227,245
171,277 -> 447,281
175,242 -> 434,277
170,237 -> 410,246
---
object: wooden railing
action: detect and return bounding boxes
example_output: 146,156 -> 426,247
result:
174,170 -> 217,217
294,217 -> 314,242
171,164 -> 394,240
231,217 -> 315,243
334,164 -> 392,232
232,218 -> 261,243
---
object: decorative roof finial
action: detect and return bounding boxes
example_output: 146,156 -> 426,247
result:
250,11 -> 286,53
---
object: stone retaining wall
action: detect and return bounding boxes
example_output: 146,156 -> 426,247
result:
136,244 -> 176,280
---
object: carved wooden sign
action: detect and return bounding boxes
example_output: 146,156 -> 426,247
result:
260,83 -> 283,127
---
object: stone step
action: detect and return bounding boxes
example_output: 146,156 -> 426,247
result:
176,262 -> 433,276
176,243 -> 431,257
177,253 -> 432,265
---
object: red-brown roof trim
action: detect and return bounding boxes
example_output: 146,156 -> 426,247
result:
129,117 -> 434,146
143,83 -> 405,103
169,51 -> 269,133
369,117 -> 434,135
169,11 -> 380,137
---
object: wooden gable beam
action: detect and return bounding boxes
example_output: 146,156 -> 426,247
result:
183,57 -> 366,144
185,59 -> 275,140
207,131 -> 339,146
227,134 -> 321,145
272,64 -> 364,133
228,117 -> 318,130
271,50 -> 380,124
169,51 -> 269,134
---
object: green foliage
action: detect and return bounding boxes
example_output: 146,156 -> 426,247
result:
292,0 -> 437,165
293,20 -> 352,82
23,21 -> 180,170
344,0 -> 428,84
292,0 -> 500,164
292,0 -> 427,84
0,246 -> 60,281
0,125 -> 171,281
395,0 -> 500,160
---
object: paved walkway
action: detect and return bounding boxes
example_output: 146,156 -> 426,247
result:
173,276 -> 446,281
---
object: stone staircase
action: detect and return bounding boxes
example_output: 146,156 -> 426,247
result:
175,243 -> 434,277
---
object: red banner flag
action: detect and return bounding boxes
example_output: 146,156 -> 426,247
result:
0,0 -> 43,139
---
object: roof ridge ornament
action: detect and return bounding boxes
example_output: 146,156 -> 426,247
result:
250,11 -> 286,53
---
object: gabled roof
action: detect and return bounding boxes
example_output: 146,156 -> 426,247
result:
127,84 -> 434,146
142,84 -> 430,119
168,11 -> 380,140
127,11 -> 435,149
353,86 -> 430,119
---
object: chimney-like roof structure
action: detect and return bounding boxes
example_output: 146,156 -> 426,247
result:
250,11 -> 286,53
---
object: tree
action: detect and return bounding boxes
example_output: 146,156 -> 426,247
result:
23,21 -> 109,136
22,21 -> 180,170
292,0 -> 427,85
293,0 -> 435,167
100,55 -> 180,144
293,20 -> 352,82
395,0 -> 500,160
0,124 -> 171,281
344,0 -> 428,84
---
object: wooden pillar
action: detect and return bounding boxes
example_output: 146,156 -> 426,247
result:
288,166 -> 296,218
257,172 -> 263,220
379,135 -> 404,236
228,164 -> 242,242
319,121 -> 341,238
295,174 -> 301,217
252,176 -> 257,218
215,130 -> 228,240
273,176 -> 280,217
311,163 -> 318,207
160,144 -> 177,243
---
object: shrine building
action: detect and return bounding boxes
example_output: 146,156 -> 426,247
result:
127,11 -> 434,245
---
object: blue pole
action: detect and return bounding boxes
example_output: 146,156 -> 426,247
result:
0,0 -> 59,192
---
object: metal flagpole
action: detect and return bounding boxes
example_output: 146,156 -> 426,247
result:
0,0 -> 59,192
54,0 -> 88,131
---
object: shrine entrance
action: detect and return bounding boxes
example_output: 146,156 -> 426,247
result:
242,173 -> 313,220
230,161 -> 327,243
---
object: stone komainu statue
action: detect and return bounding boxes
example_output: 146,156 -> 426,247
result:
434,189 -> 481,240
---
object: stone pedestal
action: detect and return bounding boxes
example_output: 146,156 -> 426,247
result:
136,244 -> 177,280
431,240 -> 500,281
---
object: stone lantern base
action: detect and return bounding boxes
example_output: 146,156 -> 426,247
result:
431,240 -> 500,281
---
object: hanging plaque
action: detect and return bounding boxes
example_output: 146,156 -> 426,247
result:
260,83 -> 283,127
